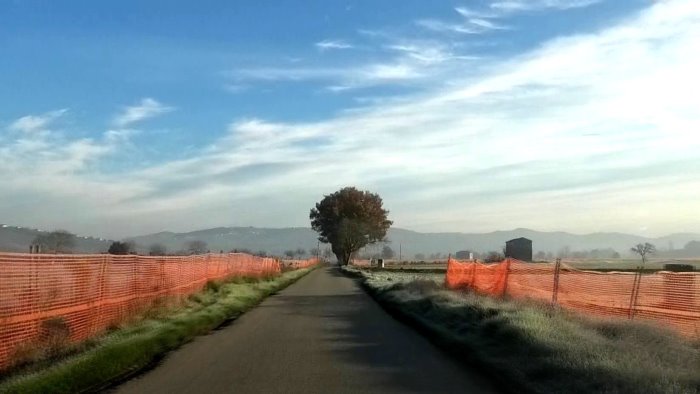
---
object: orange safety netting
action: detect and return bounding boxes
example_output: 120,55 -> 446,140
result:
446,258 -> 700,338
0,252 -> 286,371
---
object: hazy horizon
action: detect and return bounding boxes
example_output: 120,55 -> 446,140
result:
1,1 -> 699,239
2,221 -> 698,243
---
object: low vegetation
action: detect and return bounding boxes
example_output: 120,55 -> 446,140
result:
0,268 -> 316,394
346,266 -> 700,394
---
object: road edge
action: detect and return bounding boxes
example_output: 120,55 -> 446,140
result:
338,266 -> 523,394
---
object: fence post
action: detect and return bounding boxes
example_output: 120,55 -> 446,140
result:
95,255 -> 108,333
628,268 -> 642,319
32,254 -> 40,336
205,253 -> 210,282
132,255 -> 139,314
551,258 -> 562,307
502,258 -> 511,297
159,256 -> 166,296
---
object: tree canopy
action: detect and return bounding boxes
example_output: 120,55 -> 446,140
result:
684,240 -> 700,253
381,245 -> 395,259
108,241 -> 133,255
310,187 -> 392,265
32,230 -> 76,253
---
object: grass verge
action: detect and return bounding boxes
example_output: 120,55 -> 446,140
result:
344,266 -> 700,394
0,267 -> 316,394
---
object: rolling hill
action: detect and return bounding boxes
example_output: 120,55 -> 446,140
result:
0,224 -> 112,253
2,224 -> 698,257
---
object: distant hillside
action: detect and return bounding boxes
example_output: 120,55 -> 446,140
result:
384,228 -> 700,257
2,224 -> 699,257
127,227 -> 700,258
126,227 -> 317,255
0,225 -> 112,253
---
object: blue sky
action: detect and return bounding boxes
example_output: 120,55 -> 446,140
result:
1,0 -> 699,238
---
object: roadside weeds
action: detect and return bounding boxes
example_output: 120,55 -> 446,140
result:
344,266 -> 700,394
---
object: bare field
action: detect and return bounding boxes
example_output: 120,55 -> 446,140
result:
372,258 -> 700,272
561,258 -> 700,270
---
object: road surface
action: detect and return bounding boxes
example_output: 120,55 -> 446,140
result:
113,267 -> 498,394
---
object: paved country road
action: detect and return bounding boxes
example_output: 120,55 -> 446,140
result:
112,267 -> 499,394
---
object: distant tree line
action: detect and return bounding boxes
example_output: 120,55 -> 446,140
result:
32,230 -> 76,253
659,240 -> 700,258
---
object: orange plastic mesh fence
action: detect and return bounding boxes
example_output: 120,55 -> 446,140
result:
0,252 -> 288,370
446,258 -> 700,338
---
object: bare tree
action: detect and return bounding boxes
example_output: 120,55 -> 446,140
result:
284,250 -> 295,258
33,230 -> 76,253
296,248 -> 306,258
630,243 -> 655,268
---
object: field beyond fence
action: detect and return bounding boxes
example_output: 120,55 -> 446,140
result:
0,252 -> 318,372
446,258 -> 700,338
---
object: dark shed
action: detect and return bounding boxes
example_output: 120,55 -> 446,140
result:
505,237 -> 532,262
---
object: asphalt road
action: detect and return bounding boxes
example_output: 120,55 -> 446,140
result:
113,267 -> 498,394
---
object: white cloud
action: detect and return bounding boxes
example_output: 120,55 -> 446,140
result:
231,61 -> 425,90
232,40 -> 476,91
2,0 -> 699,238
468,18 -> 509,30
231,67 -> 344,81
8,109 -> 68,133
417,6 -> 510,34
490,0 -> 602,12
112,98 -> 173,127
315,39 -> 354,51
360,64 -> 421,80
416,19 -> 482,34
386,43 -> 463,65
454,7 -> 498,19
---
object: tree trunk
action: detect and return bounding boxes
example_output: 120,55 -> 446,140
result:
342,250 -> 352,266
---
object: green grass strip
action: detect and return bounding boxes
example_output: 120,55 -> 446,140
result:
0,267 -> 316,394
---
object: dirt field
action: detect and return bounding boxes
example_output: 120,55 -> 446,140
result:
373,258 -> 700,272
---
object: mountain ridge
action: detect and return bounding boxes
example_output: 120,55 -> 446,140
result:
1,224 -> 698,257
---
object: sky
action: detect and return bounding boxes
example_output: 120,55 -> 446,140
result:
1,0 -> 699,239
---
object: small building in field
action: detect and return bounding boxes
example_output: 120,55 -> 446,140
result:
505,237 -> 532,262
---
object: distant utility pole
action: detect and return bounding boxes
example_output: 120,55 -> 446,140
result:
399,243 -> 402,262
